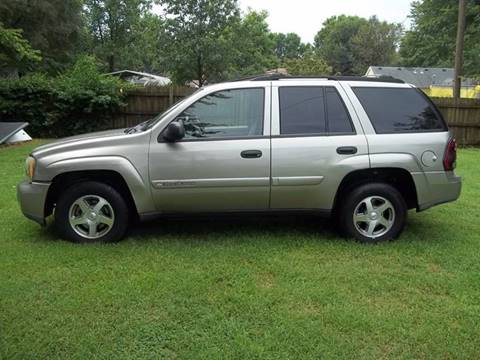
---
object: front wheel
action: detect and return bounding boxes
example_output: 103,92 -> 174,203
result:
55,181 -> 129,243
338,183 -> 407,243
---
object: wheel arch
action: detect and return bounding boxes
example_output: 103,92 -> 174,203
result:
45,170 -> 139,219
333,167 -> 418,212
42,156 -> 155,217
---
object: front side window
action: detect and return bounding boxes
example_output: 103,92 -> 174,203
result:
352,87 -> 447,133
176,88 -> 264,139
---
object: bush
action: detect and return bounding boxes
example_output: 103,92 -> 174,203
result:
0,56 -> 130,137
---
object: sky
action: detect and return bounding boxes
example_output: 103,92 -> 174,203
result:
238,0 -> 413,43
154,1 -> 413,44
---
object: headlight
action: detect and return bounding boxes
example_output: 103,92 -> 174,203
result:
25,156 -> 36,180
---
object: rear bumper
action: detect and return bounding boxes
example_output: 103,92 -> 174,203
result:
413,171 -> 462,211
17,180 -> 50,226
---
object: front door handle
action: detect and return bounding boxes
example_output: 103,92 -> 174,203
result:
241,150 -> 262,159
336,146 -> 358,155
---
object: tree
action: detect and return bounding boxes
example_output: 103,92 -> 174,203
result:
314,15 -> 367,75
351,16 -> 402,74
272,32 -> 308,62
314,15 -> 401,75
225,10 -> 278,79
400,0 -> 480,77
119,14 -> 168,74
83,0 -> 154,72
0,0 -> 83,74
0,23 -> 41,78
284,51 -> 332,76
160,0 -> 240,86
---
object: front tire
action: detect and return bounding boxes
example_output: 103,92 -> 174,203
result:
55,181 -> 129,243
338,183 -> 407,243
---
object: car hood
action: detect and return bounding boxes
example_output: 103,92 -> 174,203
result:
32,129 -> 128,157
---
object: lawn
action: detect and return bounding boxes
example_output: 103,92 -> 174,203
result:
1,140 -> 480,359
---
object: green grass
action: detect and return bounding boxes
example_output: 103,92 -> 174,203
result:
1,140 -> 480,359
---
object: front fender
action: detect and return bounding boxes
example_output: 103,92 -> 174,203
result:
40,156 -> 155,214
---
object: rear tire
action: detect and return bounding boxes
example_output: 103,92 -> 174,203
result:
55,181 -> 129,243
338,183 -> 407,243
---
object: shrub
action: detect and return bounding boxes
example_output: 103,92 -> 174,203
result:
0,56 -> 131,137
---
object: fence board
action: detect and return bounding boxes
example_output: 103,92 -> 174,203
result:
112,88 -> 480,146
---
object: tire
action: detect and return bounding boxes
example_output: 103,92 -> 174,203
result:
55,181 -> 129,243
338,183 -> 407,244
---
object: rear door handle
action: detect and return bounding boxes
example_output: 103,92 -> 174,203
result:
241,150 -> 262,159
336,146 -> 358,155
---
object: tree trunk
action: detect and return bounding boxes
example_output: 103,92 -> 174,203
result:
108,54 -> 115,72
454,0 -> 466,100
197,53 -> 203,87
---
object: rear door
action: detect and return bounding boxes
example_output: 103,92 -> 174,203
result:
270,80 -> 369,210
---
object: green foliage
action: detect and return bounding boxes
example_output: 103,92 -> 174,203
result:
272,32 -> 309,63
83,0 -> 157,72
351,16 -> 402,75
0,0 -> 83,74
314,15 -> 401,75
0,23 -> 41,77
121,14 -> 168,74
160,0 -> 240,86
400,0 -> 480,77
223,10 -> 278,80
285,51 -> 332,76
0,56 -> 129,137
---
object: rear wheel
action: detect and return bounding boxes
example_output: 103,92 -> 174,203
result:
55,181 -> 129,243
338,183 -> 407,243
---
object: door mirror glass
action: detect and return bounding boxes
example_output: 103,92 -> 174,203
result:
163,120 -> 185,142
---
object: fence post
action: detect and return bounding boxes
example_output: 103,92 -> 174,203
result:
169,87 -> 174,106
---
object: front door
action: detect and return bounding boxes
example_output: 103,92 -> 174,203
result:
149,86 -> 271,212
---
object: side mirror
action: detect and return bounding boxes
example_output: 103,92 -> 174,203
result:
163,120 -> 185,142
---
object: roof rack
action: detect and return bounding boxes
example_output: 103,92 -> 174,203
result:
231,74 -> 404,83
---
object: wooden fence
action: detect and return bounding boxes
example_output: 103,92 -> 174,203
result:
113,87 -> 480,146
432,98 -> 480,146
112,86 -> 195,128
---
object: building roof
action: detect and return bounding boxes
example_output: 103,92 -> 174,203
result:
106,70 -> 171,86
365,66 -> 477,88
0,122 -> 29,144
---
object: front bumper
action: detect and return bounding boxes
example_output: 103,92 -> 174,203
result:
17,180 -> 51,226
413,171 -> 462,211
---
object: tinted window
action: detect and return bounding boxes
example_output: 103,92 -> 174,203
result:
177,88 -> 264,139
352,87 -> 447,133
279,87 -> 326,135
325,87 -> 354,134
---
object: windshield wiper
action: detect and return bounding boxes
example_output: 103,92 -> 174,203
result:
124,120 -> 150,134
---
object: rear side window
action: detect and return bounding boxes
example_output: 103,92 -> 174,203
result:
279,86 -> 354,135
352,87 -> 447,134
325,87 -> 354,134
279,87 -> 326,135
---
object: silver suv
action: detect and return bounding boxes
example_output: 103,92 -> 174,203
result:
17,75 -> 461,244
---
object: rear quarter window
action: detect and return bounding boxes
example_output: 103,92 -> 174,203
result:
352,87 -> 447,134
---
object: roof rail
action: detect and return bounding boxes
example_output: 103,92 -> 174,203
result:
231,74 -> 404,83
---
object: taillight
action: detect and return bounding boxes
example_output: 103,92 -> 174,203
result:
443,138 -> 457,171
